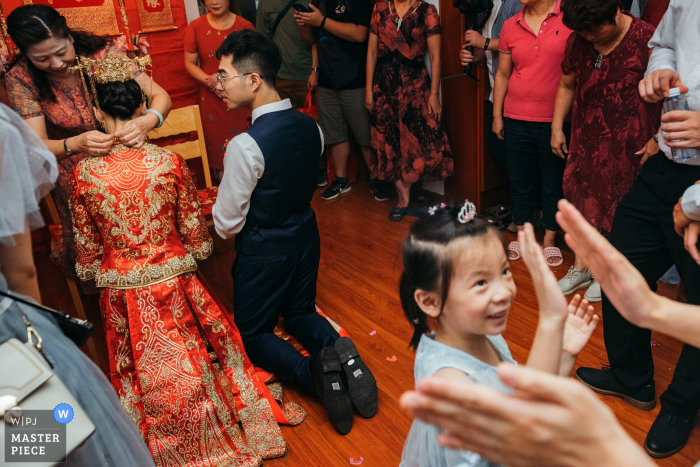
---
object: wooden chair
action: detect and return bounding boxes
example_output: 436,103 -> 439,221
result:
148,105 -> 218,225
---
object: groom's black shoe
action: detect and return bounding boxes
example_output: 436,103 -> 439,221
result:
575,367 -> 656,411
644,411 -> 697,458
312,346 -> 353,435
334,337 -> 378,418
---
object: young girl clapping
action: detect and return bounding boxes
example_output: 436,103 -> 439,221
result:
399,202 -> 599,467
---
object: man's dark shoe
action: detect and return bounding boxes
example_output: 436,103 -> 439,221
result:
575,367 -> 656,411
312,347 -> 353,434
317,170 -> 328,187
334,337 -> 378,418
370,180 -> 390,202
321,179 -> 351,200
644,411 -> 697,458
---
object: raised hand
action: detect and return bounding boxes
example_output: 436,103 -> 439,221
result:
562,294 -> 599,357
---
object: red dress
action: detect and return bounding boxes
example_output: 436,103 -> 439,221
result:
184,14 -> 254,169
369,1 -> 453,183
70,143 -> 303,466
561,16 -> 662,233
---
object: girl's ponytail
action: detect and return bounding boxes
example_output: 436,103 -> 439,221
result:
400,272 -> 429,350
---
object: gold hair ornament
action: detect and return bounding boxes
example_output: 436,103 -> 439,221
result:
69,51 -> 152,117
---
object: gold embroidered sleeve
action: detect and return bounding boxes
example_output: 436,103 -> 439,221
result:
69,173 -> 103,281
175,155 -> 213,260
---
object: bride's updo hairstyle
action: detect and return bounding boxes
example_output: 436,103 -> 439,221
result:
95,80 -> 144,121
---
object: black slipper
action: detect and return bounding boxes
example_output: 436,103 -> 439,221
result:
389,206 -> 408,222
334,337 -> 378,418
312,347 -> 353,434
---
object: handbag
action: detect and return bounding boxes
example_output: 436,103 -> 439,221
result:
0,290 -> 93,347
0,314 -> 95,466
298,89 -> 317,121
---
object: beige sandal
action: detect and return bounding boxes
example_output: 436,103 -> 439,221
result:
542,247 -> 563,267
508,241 -> 521,261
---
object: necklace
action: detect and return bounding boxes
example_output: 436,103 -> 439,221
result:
594,16 -> 629,69
390,1 -> 420,31
210,12 -> 234,35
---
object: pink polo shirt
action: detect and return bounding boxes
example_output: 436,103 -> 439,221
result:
498,0 -> 573,122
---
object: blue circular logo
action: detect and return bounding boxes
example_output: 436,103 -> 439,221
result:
53,404 -> 74,424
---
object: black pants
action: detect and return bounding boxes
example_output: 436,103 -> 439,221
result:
604,152 -> 700,416
486,101 -> 508,173
232,237 -> 339,395
504,117 -> 569,231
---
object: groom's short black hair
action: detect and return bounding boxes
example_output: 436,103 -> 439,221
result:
216,29 -> 282,87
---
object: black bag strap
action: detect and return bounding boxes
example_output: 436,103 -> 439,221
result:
271,0 -> 299,37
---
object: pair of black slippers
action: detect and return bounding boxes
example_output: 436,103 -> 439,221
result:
312,337 -> 378,435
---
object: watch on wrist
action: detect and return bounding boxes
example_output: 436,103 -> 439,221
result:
63,138 -> 73,156
312,67 -> 319,72
484,38 -> 491,51
320,17 -> 327,29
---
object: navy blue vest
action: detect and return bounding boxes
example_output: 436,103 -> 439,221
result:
234,107 -> 321,255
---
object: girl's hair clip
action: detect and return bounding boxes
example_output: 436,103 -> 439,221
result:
412,318 -> 420,324
458,200 -> 477,224
428,202 -> 447,216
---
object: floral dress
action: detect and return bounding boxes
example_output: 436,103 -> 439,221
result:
369,1 -> 453,183
561,16 -> 662,233
5,44 -> 131,287
70,143 -> 304,466
184,14 -> 254,169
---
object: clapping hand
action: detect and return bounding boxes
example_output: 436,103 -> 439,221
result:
562,294 -> 599,358
294,4 -> 324,28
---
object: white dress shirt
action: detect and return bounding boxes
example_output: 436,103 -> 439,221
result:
682,184 -> 700,221
212,98 -> 324,239
646,0 -> 700,166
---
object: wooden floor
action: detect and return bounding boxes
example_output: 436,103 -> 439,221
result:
36,179 -> 700,467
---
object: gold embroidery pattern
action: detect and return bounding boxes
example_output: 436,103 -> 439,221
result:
267,382 -> 283,403
119,376 -> 145,440
239,398 -> 287,459
96,253 -> 199,288
220,335 -> 259,406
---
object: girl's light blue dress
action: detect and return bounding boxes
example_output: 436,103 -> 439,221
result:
400,332 -> 516,467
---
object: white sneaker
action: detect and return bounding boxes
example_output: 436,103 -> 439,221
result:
583,280 -> 601,303
558,266 -> 593,296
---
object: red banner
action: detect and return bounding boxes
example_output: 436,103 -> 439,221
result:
136,0 -> 174,32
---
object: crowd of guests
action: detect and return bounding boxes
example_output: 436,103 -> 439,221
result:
1,0 -> 700,466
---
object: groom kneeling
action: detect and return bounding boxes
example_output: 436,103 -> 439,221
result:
212,29 -> 377,434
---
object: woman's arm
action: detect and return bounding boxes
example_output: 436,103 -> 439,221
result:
550,72 -> 575,158
427,33 -> 442,121
492,51 -> 513,140
0,225 -> 41,303
114,74 -> 173,148
24,115 -> 113,160
365,32 -> 378,112
184,50 -> 217,88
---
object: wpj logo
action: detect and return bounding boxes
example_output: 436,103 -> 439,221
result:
4,406 -> 71,463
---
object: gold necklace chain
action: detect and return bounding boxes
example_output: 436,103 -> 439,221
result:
594,15 -> 629,69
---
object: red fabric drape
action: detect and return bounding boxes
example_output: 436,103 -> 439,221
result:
3,0 -> 199,109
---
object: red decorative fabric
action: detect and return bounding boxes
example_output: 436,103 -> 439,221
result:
184,15 -> 254,168
561,16 -> 662,233
198,186 -> 218,217
369,1 -> 453,183
70,143 -> 300,464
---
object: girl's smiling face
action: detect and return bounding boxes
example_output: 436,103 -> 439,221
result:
438,232 -> 516,338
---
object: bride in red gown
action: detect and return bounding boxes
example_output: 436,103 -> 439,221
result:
68,53 -> 301,466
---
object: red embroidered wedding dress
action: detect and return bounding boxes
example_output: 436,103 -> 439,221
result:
69,143 -> 301,466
